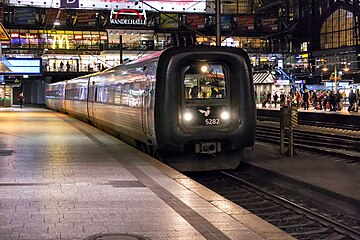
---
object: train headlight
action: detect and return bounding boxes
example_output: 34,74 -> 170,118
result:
221,111 -> 230,120
184,112 -> 193,121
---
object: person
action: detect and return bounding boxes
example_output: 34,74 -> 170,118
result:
190,86 -> 198,99
347,90 -> 356,112
329,91 -> 336,111
302,89 -> 309,110
335,91 -> 342,111
273,92 -> 278,107
17,92 -> 25,109
280,92 -> 285,106
59,61 -> 64,71
211,87 -> 218,98
66,61 -> 71,71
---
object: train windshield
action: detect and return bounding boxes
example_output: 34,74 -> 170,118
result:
184,63 -> 226,99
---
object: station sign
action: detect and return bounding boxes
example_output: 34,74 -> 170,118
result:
110,9 -> 147,26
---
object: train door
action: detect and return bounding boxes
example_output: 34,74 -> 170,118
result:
141,78 -> 152,136
87,79 -> 96,124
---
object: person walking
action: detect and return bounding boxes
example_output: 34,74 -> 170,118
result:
17,92 -> 25,109
347,90 -> 356,112
302,89 -> 310,110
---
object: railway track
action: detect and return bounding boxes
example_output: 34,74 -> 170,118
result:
256,121 -> 360,161
257,116 -> 360,132
188,171 -> 360,240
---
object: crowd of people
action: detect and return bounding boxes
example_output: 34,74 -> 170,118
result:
260,89 -> 359,112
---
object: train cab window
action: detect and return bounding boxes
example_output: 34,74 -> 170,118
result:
184,63 -> 226,99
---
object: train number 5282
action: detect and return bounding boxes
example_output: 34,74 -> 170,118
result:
205,119 -> 220,125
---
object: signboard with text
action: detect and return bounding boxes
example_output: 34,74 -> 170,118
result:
261,17 -> 278,31
110,9 -> 147,26
73,10 -> 97,26
236,15 -> 254,30
14,8 -> 37,25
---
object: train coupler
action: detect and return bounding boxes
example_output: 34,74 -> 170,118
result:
195,142 -> 221,154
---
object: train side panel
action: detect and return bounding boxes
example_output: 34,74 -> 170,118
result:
45,81 -> 66,112
64,77 -> 89,122
87,60 -> 158,149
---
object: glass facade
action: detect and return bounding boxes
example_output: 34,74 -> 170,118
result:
320,8 -> 357,49
5,29 -> 108,50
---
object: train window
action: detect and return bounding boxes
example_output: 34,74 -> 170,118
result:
184,63 -> 226,99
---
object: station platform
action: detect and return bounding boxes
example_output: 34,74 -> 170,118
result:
0,106 -> 293,240
256,104 -> 360,116
243,141 -> 360,212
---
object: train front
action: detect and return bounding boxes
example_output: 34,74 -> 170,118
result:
155,46 -> 256,171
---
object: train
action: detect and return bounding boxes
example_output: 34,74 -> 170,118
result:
45,46 -> 256,171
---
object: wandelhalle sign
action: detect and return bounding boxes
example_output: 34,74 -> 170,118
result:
110,9 -> 147,26
60,0 -> 79,8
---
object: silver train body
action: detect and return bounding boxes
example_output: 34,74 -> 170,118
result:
46,46 -> 256,171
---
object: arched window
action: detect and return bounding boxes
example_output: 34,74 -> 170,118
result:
320,8 -> 357,49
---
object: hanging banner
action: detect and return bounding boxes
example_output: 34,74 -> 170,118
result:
262,17 -> 278,31
220,15 -> 232,31
73,10 -> 97,26
45,9 -> 69,26
236,15 -> 254,30
14,8 -> 38,25
186,14 -> 205,29
159,13 -> 179,29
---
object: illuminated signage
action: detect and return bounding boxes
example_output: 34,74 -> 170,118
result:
110,9 -> 147,25
53,35 -> 70,49
5,58 -> 42,75
274,80 -> 290,85
294,80 -> 305,84
60,0 -> 79,8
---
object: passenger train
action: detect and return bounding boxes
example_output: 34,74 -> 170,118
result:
45,46 -> 256,171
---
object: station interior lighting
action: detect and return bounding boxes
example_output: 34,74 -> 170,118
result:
201,65 -> 208,73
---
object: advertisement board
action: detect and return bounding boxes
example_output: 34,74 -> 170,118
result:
14,8 -> 37,25
220,15 -> 232,31
159,13 -> 179,29
45,9 -> 69,26
186,14 -> 205,29
236,15 -> 254,30
261,17 -> 278,31
73,10 -> 97,26
7,0 -> 206,13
